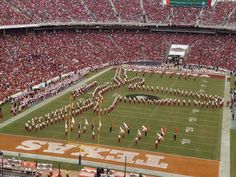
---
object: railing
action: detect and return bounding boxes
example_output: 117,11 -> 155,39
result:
0,20 -> 236,31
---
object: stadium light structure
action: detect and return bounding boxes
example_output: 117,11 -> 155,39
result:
0,151 -> 3,177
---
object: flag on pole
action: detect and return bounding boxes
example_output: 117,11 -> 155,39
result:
120,127 -> 124,134
161,128 -> 165,136
85,118 -> 89,126
124,122 -> 129,129
157,133 -> 164,141
99,119 -> 102,128
112,120 -> 115,127
142,125 -> 147,132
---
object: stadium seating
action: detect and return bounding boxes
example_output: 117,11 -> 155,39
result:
0,31 -> 235,102
229,8 -> 236,26
171,7 -> 201,25
200,2 -> 236,25
0,1 -> 30,25
140,0 -> 172,24
0,0 -> 235,26
83,0 -> 117,22
6,0 -> 92,23
112,0 -> 143,22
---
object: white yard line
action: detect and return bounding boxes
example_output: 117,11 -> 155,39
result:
219,76 -> 231,177
0,67 -> 112,129
110,110 -> 220,128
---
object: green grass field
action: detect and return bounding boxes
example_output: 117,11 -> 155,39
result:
0,68 -> 225,160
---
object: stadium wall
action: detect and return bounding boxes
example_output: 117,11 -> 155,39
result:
0,22 -> 236,36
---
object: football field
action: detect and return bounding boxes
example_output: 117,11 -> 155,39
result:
0,67 -> 224,160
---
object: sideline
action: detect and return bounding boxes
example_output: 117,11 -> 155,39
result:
2,150 -> 191,177
219,76 -> 231,177
231,105 -> 236,129
0,67 -> 112,129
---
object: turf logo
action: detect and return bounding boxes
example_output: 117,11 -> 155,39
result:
136,95 -> 147,100
126,94 -> 159,100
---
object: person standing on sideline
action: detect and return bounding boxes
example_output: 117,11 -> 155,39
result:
135,137 -> 138,146
174,132 -> 177,141
92,131 -> 95,140
155,140 -> 158,149
91,122 -> 95,130
109,123 -> 112,132
118,134 -> 121,143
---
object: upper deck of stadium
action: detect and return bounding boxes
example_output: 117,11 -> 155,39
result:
0,0 -> 236,28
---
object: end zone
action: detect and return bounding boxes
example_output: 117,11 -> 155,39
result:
0,134 -> 219,177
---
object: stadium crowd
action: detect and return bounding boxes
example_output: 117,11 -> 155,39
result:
0,0 -> 235,26
0,30 -> 235,104
10,72 -> 85,115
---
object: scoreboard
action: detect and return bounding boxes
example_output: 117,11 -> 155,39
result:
167,0 -> 210,7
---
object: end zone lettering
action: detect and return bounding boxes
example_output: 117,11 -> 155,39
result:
16,140 -> 168,169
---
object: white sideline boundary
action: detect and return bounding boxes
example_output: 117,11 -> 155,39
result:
219,76 -> 231,177
0,67 -> 112,129
2,150 -> 192,177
